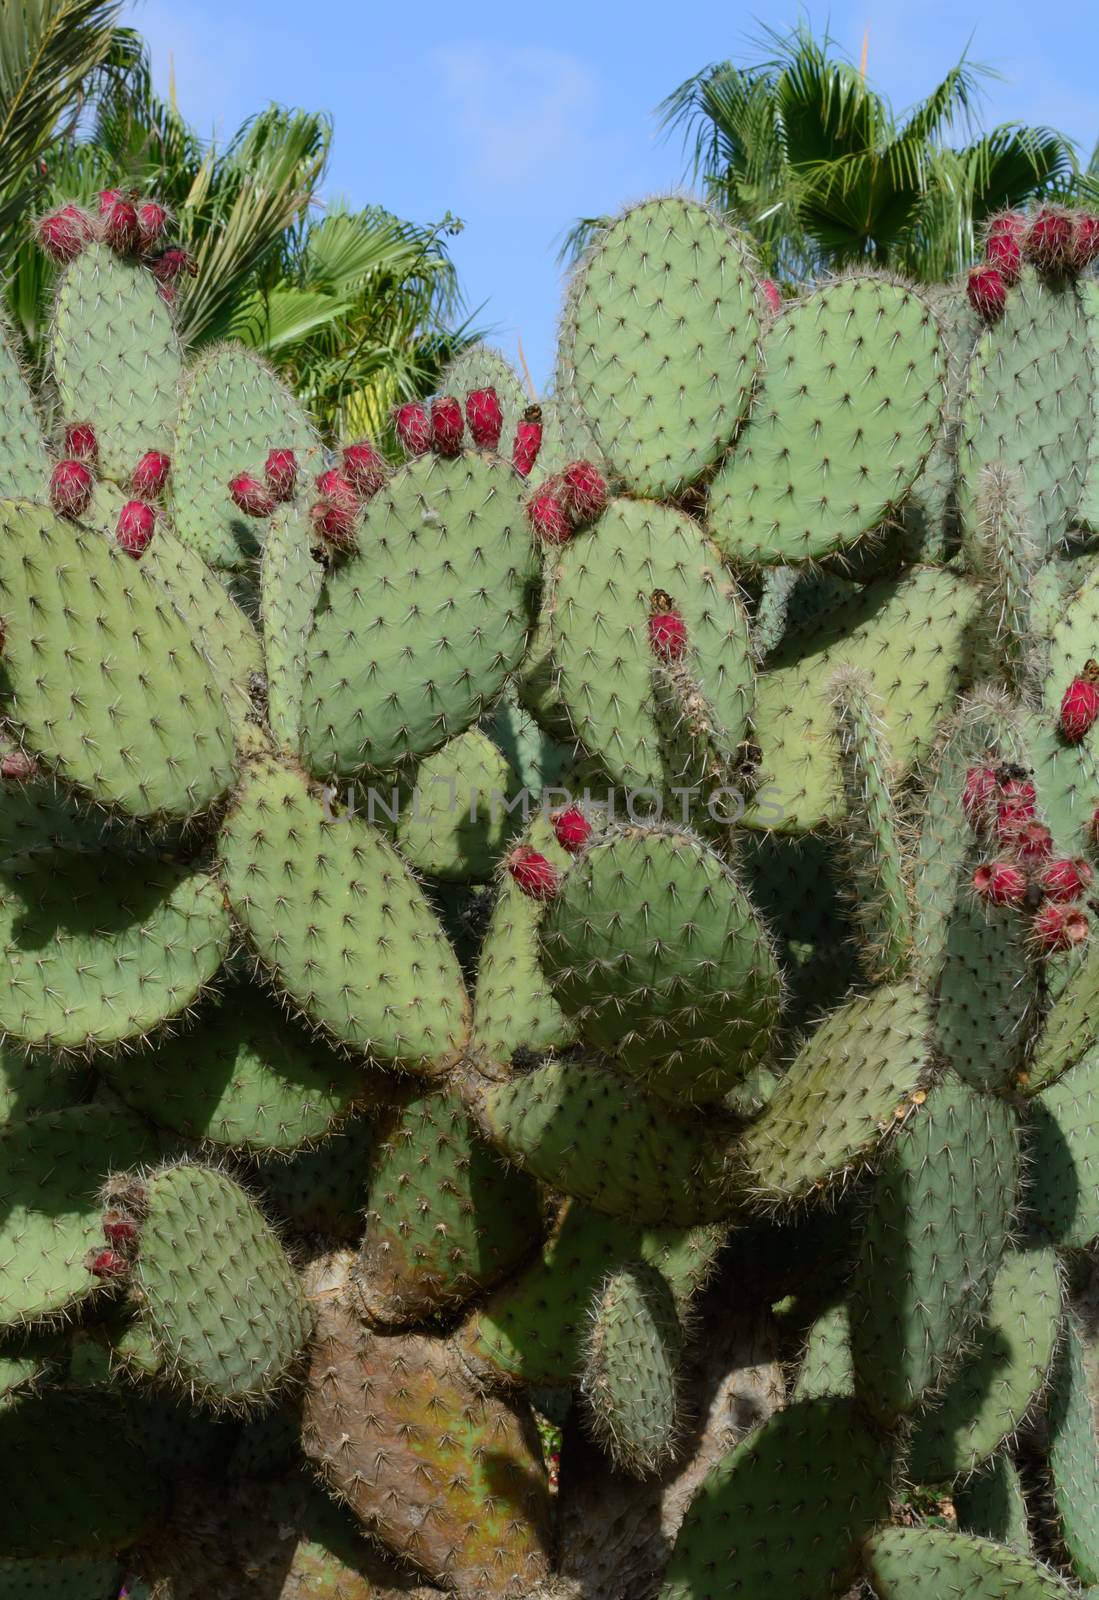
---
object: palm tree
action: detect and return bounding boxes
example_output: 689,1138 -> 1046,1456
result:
657,24 -> 1077,283
1,17 -> 473,441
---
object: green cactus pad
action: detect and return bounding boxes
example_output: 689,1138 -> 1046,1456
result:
708,276 -> 947,565
549,497 -> 754,794
954,1454 -> 1032,1553
259,502 -> 321,751
737,982 -> 932,1208
464,1198 -> 720,1388
0,1104 -> 159,1329
0,1390 -> 167,1557
0,1555 -> 123,1598
0,317 -> 48,502
863,1527 -> 1072,1599
0,758 -> 110,860
1030,944 -> 1099,1092
395,728 -> 518,881
0,503 -> 238,820
748,566 -> 979,832
900,285 -> 979,561
300,449 -> 536,778
0,1045 -> 91,1122
470,813 -> 576,1070
219,752 -> 469,1070
1029,1045 -> 1099,1247
475,1055 -> 728,1223
581,1260 -> 683,1477
1039,559 -> 1099,793
0,845 -> 229,1054
516,586 -> 577,743
913,692 -> 1030,987
483,691 -> 572,794
1049,1310 -> 1099,1584
1025,711 -> 1099,860
562,197 -> 762,497
249,1114 -> 376,1240
958,266 -> 1094,559
792,1300 -> 855,1402
539,823 -> 781,1104
660,1396 -> 894,1600
908,1246 -> 1062,1481
354,1082 -> 541,1325
936,881 -> 1038,1094
170,344 -> 321,569
132,1162 -> 311,1408
850,1073 -> 1019,1425
98,984 -> 370,1152
51,246 -> 182,482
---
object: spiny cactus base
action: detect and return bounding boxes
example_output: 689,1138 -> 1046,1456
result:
5,188 -> 1099,1598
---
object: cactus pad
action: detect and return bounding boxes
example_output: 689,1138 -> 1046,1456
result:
660,1396 -> 894,1600
0,317 -> 48,501
737,982 -> 932,1207
51,246 -> 182,482
549,497 -> 754,794
0,845 -> 229,1054
562,197 -> 762,497
132,1163 -> 311,1408
708,276 -> 947,564
300,450 -> 536,777
259,502 -> 321,751
395,728 -> 518,881
0,503 -> 238,819
580,1260 -> 684,1477
1049,1310 -> 1099,1585
863,1527 -> 1073,1599
1029,1047 -> 1099,1248
540,823 -> 781,1103
219,752 -> 469,1069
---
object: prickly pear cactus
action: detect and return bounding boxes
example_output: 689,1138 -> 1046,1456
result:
8,188 -> 1099,1598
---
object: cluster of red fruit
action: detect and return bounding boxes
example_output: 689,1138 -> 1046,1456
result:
966,206 -> 1099,322
966,761 -> 1093,953
84,1183 -> 146,1281
48,422 -> 166,557
228,440 -> 386,554
391,388 -> 544,478
526,460 -> 608,545
36,190 -> 196,304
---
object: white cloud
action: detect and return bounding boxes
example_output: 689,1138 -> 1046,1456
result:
431,43 -> 606,191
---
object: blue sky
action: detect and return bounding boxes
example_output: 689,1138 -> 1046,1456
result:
125,0 -> 1099,391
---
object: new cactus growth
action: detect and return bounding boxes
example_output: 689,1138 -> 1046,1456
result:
6,183 -> 1099,1599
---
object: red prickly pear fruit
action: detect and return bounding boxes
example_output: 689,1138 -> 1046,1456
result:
1060,662 -> 1099,743
1073,213 -> 1099,272
1041,856 -> 1094,903
49,459 -> 93,519
264,448 -> 297,502
561,460 -> 608,524
1,750 -> 38,783
228,473 -> 275,518
962,765 -> 998,831
972,860 -> 1027,908
1025,207 -> 1075,273
1032,902 -> 1090,955
507,846 -> 559,900
966,265 -> 1007,322
984,212 -> 1025,285
63,422 -> 97,464
310,497 -> 358,553
513,406 -> 544,478
149,247 -> 197,285
315,468 -> 357,508
466,387 -> 503,450
136,200 -> 169,251
995,771 -> 1037,843
101,195 -> 141,254
395,402 -> 431,457
115,500 -> 156,557
102,1210 -> 138,1247
1015,821 -> 1054,863
341,440 -> 387,499
527,487 -> 572,546
97,188 -> 124,213
553,807 -> 592,853
130,450 -> 170,498
86,1247 -> 128,1279
35,204 -> 93,264
760,278 -> 783,313
649,591 -> 687,663
430,395 -> 464,456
